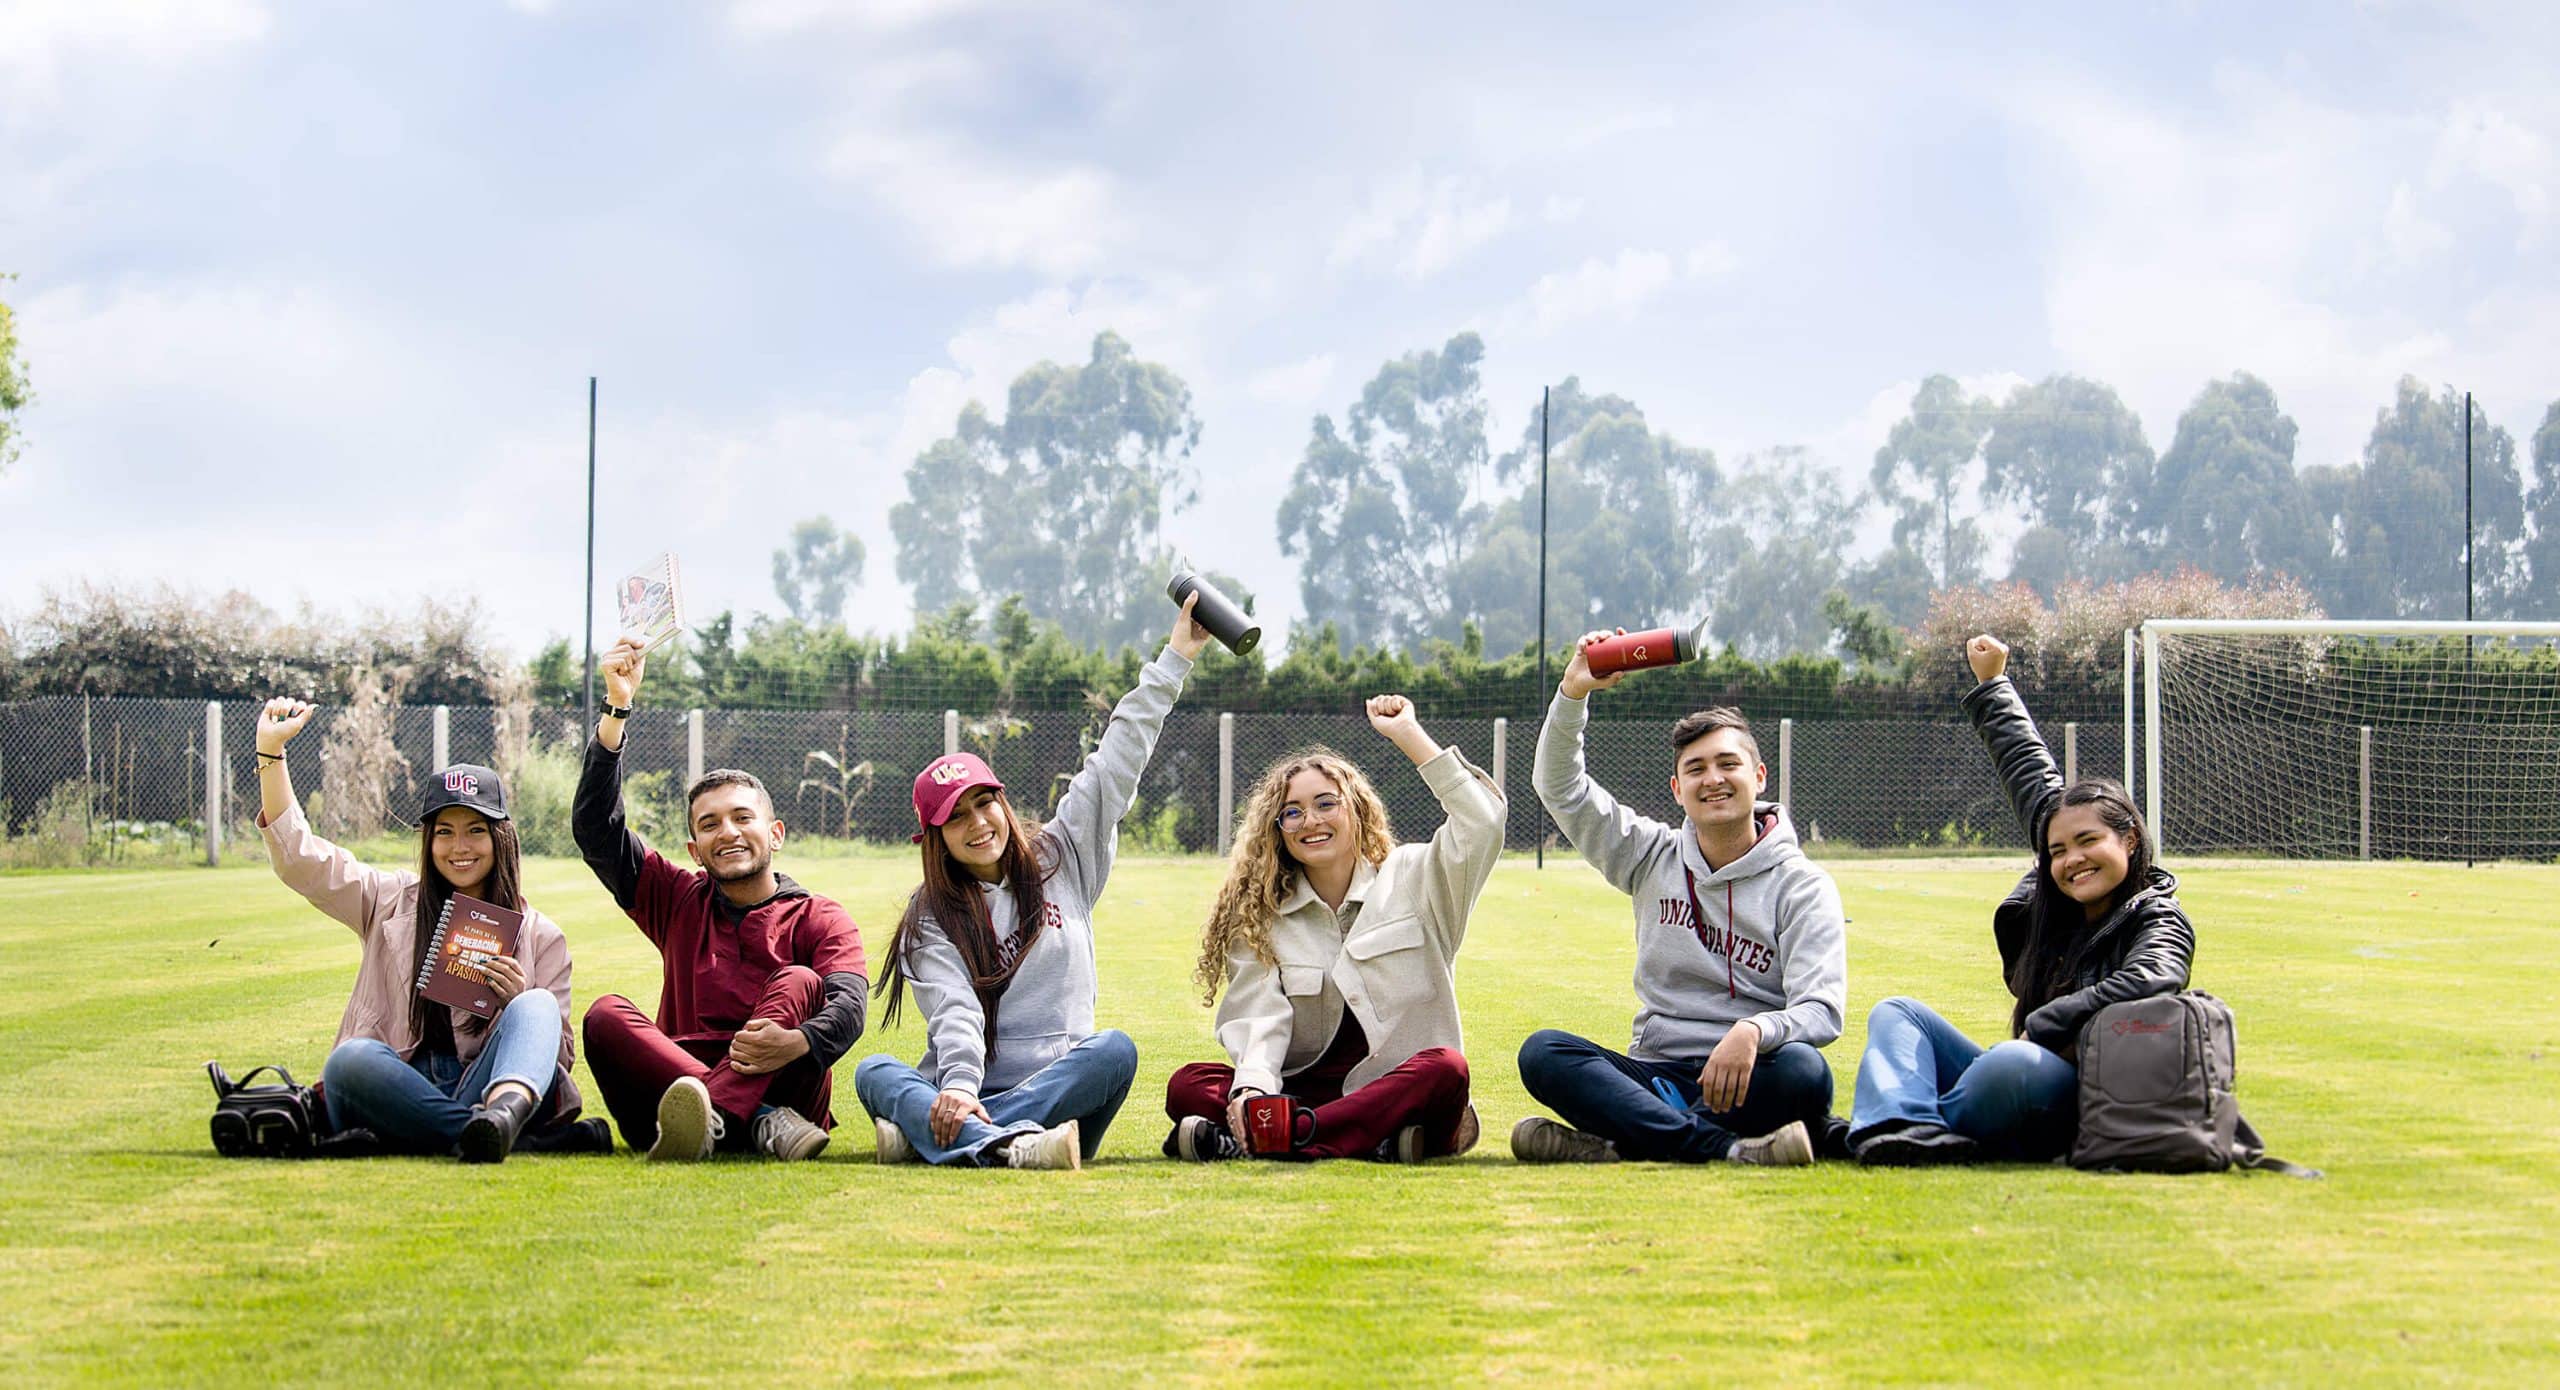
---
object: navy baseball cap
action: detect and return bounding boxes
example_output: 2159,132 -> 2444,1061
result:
421,764 -> 510,821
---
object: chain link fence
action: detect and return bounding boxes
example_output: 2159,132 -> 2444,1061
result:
2,694 -> 2137,865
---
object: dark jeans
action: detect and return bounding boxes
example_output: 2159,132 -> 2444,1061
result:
1516,1027 -> 1833,1162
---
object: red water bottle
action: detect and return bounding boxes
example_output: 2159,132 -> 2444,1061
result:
1582,620 -> 1708,676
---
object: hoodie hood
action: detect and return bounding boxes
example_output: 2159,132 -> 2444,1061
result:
1680,802 -> 1805,888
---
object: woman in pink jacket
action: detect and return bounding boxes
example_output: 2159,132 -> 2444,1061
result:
255,697 -> 591,1162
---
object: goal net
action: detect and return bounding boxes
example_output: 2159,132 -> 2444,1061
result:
2142,620 -> 2560,860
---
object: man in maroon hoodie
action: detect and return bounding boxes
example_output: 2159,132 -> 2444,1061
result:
575,637 -> 869,1161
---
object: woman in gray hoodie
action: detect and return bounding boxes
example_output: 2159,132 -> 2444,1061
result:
851,597 -> 1210,1170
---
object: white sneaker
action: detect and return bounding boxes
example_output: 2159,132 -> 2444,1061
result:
1728,1119 -> 1815,1167
874,1117 -> 921,1165
754,1106 -> 829,1162
1001,1120 -> 1082,1171
647,1076 -> 723,1162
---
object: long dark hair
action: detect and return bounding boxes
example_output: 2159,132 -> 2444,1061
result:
2011,778 -> 2156,1038
879,795 -> 1055,1061
410,810 -> 524,1030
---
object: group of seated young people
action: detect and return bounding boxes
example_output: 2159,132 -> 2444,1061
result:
255,598 -> 2191,1171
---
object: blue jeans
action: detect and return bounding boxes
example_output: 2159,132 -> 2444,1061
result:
321,990 -> 563,1153
854,1029 -> 1139,1166
1516,1028 -> 1835,1162
1849,996 -> 2078,1159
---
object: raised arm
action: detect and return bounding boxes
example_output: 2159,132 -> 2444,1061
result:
1532,631 -> 1677,896
253,696 -> 408,936
1044,595 -> 1207,903
1367,695 -> 1505,954
1957,633 -> 2064,843
573,637 -> 655,918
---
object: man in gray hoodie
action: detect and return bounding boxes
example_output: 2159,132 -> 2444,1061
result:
1511,631 -> 1846,1166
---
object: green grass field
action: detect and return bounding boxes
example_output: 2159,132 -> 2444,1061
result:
2,852 -> 2555,1386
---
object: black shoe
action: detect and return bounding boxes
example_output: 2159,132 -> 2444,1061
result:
1173,1115 -> 1242,1161
459,1088 -> 538,1164
1853,1122 -> 1981,1167
515,1117 -> 614,1155
1817,1115 -> 1857,1163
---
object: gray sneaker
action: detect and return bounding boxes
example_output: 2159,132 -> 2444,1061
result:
873,1117 -> 922,1165
647,1076 -> 723,1162
1510,1115 -> 1619,1164
754,1106 -> 829,1162
1002,1120 -> 1083,1170
1852,1122 -> 1980,1168
1728,1119 -> 1816,1167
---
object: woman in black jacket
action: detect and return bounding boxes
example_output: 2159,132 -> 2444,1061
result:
1846,633 -> 2196,1165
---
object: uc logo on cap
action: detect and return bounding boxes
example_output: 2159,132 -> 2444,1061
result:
929,760 -> 970,785
444,771 -> 480,795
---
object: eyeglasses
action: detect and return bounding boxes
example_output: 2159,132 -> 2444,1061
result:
1276,795 -> 1344,829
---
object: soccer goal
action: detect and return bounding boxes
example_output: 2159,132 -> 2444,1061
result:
2139,619 -> 2560,860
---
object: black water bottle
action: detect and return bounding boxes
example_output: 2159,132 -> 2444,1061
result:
1167,570 -> 1261,656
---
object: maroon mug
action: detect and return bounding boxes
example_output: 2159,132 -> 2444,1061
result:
1242,1093 -> 1302,1156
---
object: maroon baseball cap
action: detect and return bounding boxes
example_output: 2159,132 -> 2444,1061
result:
910,753 -> 1005,843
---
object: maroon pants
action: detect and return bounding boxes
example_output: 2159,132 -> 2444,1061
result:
581,964 -> 831,1152
1165,1046 -> 1472,1160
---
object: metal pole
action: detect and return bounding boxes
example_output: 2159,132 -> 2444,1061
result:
81,691 -> 93,851
2463,391 -> 2474,625
686,708 -> 705,788
2064,721 -> 2078,786
1217,712 -> 1235,857
944,709 -> 959,758
582,376 -> 598,730
2359,725 -> 2372,861
1536,384 -> 1550,871
432,705 -> 450,772
2122,629 -> 2136,801
1490,717 -> 1508,794
204,701 -> 222,867
2142,624 -> 2164,854
1777,717 -> 1793,809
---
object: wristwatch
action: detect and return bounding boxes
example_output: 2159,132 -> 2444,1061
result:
601,700 -> 634,721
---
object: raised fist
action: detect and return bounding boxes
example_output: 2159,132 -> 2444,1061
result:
257,698 -> 317,756
1966,633 -> 2010,683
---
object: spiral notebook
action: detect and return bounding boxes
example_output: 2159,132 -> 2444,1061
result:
414,892 -> 524,1019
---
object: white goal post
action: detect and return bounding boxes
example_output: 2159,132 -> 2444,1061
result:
2140,619 -> 2560,861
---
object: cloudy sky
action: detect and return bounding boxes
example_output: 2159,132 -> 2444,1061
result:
4,0 -> 2554,656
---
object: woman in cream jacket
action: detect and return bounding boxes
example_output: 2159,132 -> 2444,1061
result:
1164,695 -> 1505,1162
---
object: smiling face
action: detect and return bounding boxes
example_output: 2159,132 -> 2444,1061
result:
1275,767 -> 1356,876
935,786 -> 1014,882
1669,727 -> 1766,836
686,782 -> 783,883
428,806 -> 496,894
2044,802 -> 2135,913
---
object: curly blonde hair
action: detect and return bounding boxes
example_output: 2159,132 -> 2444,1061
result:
1193,747 -> 1395,1004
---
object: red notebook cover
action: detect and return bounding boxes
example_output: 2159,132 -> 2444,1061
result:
414,892 -> 524,1020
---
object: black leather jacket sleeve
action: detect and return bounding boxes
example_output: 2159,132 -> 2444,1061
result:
1961,674 -> 2063,847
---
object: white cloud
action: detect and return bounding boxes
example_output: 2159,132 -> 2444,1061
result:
1490,242 -> 1736,339
2430,99 -> 2553,247
0,0 -> 267,108
1542,194 -> 1586,224
826,128 -> 1121,275
728,0 -> 993,35
1329,175 -> 1513,279
1243,352 -> 1335,406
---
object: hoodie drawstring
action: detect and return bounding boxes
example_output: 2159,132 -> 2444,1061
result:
1726,881 -> 1737,998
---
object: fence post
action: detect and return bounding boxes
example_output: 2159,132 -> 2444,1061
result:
204,701 -> 222,868
687,708 -> 705,788
2064,722 -> 2078,786
433,705 -> 451,772
1777,717 -> 1793,810
1490,717 -> 1507,794
2359,725 -> 2372,862
1217,712 -> 1235,856
2121,629 -> 2136,803
944,709 -> 959,757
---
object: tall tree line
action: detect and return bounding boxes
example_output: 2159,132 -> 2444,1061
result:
879,332 -> 2560,654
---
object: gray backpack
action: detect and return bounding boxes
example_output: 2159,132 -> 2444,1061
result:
2070,991 -> 2319,1177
